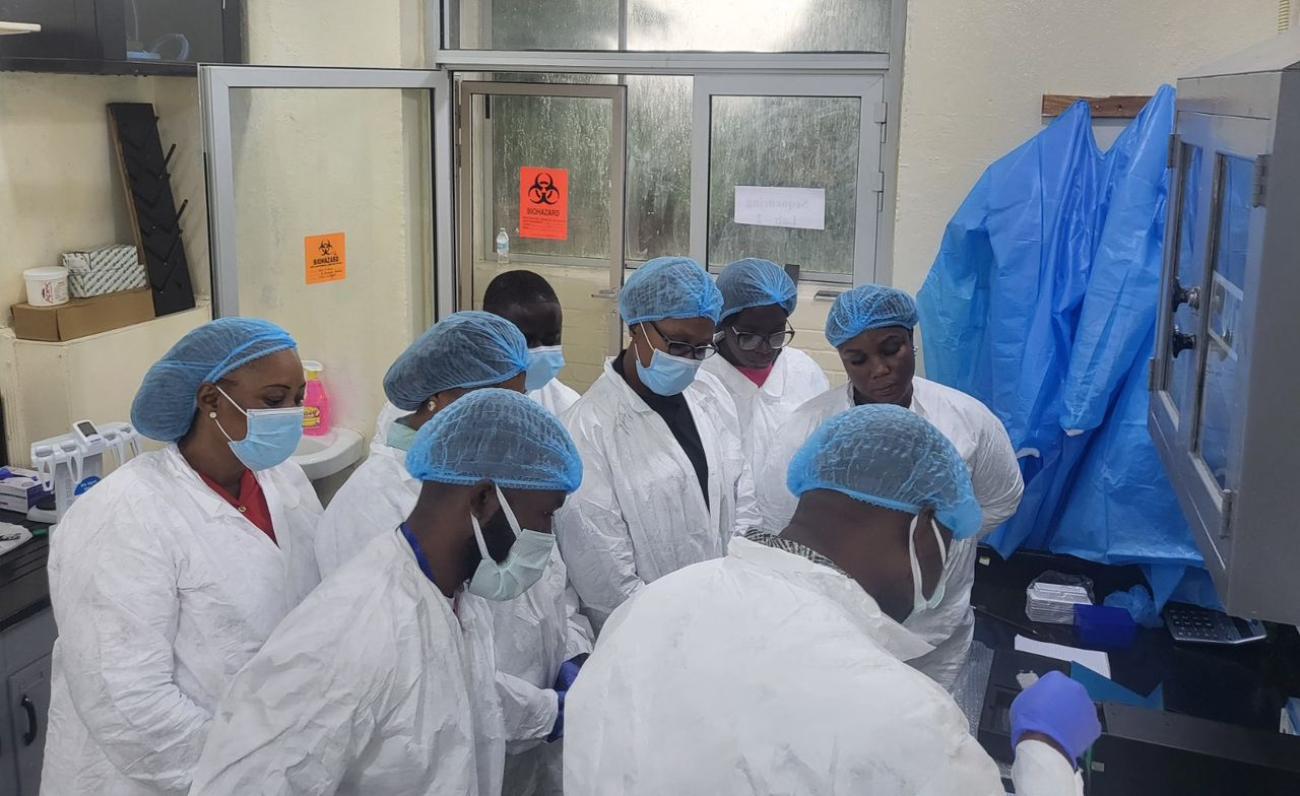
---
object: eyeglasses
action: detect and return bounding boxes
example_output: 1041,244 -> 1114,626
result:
722,324 -> 796,352
648,323 -> 717,361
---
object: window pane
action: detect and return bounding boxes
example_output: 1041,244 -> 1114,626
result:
445,0 -> 890,52
629,0 -> 889,52
708,95 -> 861,275
468,73 -> 692,264
488,94 -> 613,260
450,0 -> 618,49
626,75 -> 692,261
1196,156 -> 1253,490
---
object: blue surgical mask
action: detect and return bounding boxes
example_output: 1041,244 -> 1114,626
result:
907,516 -> 949,620
386,419 -> 419,452
525,345 -> 565,391
214,386 -> 304,472
467,484 -> 555,601
634,325 -> 702,397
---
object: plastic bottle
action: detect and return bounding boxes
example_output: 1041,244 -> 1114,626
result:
302,360 -> 331,437
495,228 -> 510,264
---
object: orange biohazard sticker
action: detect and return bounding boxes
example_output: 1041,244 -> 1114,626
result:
305,233 -> 347,285
519,167 -> 569,241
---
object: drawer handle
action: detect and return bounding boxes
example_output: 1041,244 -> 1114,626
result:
21,696 -> 37,746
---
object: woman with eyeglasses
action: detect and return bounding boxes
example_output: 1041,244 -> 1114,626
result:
754,284 -> 1023,692
702,258 -> 830,480
555,256 -> 759,631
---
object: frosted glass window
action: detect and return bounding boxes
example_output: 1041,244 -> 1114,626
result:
708,95 -> 862,275
447,0 -> 890,52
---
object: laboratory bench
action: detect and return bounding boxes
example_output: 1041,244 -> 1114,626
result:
971,548 -> 1300,794
0,513 -> 54,796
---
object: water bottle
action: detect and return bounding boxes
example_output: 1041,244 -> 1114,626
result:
495,228 -> 510,264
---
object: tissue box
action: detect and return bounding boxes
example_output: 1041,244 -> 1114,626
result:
0,467 -> 49,513
62,244 -> 148,298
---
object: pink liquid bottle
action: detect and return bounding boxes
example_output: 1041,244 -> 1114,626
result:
302,360 -> 331,437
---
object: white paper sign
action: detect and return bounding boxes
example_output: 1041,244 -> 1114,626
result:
734,186 -> 826,231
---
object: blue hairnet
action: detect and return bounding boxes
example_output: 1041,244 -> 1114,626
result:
787,404 -> 983,540
619,256 -> 723,326
825,284 -> 918,348
717,258 -> 797,322
384,311 -> 529,411
406,388 -> 583,493
131,318 -> 297,442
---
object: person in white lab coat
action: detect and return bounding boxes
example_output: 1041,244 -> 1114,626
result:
314,311 -> 528,577
191,389 -> 586,796
556,256 -> 759,630
41,318 -> 324,796
701,258 -> 829,475
567,405 -> 1098,796
315,312 -> 592,794
483,269 -> 582,417
754,284 -> 1024,690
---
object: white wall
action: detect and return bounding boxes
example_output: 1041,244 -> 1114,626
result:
891,0 -> 1282,297
0,73 -> 211,462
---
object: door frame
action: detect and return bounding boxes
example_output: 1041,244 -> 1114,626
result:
689,73 -> 886,285
455,80 -> 629,354
199,65 -> 449,325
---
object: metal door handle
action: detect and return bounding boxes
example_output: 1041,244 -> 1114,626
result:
1171,279 -> 1201,312
1171,328 -> 1197,357
21,695 -> 37,745
591,288 -> 619,300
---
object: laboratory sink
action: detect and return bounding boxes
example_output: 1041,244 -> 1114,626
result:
291,428 -> 364,481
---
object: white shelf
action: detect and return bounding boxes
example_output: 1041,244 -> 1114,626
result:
0,21 -> 40,36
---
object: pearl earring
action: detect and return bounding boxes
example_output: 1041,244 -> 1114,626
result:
209,411 -> 217,419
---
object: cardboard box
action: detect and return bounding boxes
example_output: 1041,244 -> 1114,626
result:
11,289 -> 155,342
0,466 -> 49,513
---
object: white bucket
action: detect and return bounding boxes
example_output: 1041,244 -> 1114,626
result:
24,267 -> 70,307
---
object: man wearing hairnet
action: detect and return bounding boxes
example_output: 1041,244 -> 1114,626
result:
315,311 -> 592,795
754,284 -> 1023,690
43,318 -> 324,795
567,406 -> 1095,795
702,258 -> 829,478
556,256 -> 760,630
191,390 -> 585,795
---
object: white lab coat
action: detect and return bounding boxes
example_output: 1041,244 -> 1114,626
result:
312,437 -> 594,795
565,537 -> 1081,796
529,379 -> 581,417
41,446 -> 323,796
754,378 -> 1024,690
700,346 -> 829,480
190,530 -> 506,796
555,361 -> 760,630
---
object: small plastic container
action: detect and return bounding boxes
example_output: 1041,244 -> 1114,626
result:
301,360 -> 332,437
24,267 -> 70,307
1074,604 -> 1138,650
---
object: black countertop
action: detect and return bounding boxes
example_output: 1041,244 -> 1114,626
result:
972,547 -> 1300,732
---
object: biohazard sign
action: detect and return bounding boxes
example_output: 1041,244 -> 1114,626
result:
519,167 -> 569,240
304,232 -> 347,285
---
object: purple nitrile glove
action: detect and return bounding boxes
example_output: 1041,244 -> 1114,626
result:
554,653 -> 588,693
547,689 -> 565,743
1010,671 -> 1102,763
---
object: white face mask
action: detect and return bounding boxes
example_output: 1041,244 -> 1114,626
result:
466,484 -> 555,602
907,515 -> 948,619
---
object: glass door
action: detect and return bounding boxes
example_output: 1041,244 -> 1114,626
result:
200,65 -> 440,439
457,81 -> 628,391
690,74 -> 885,284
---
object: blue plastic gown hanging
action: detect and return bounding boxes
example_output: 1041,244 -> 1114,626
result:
920,101 -> 1102,556
918,86 -> 1213,607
